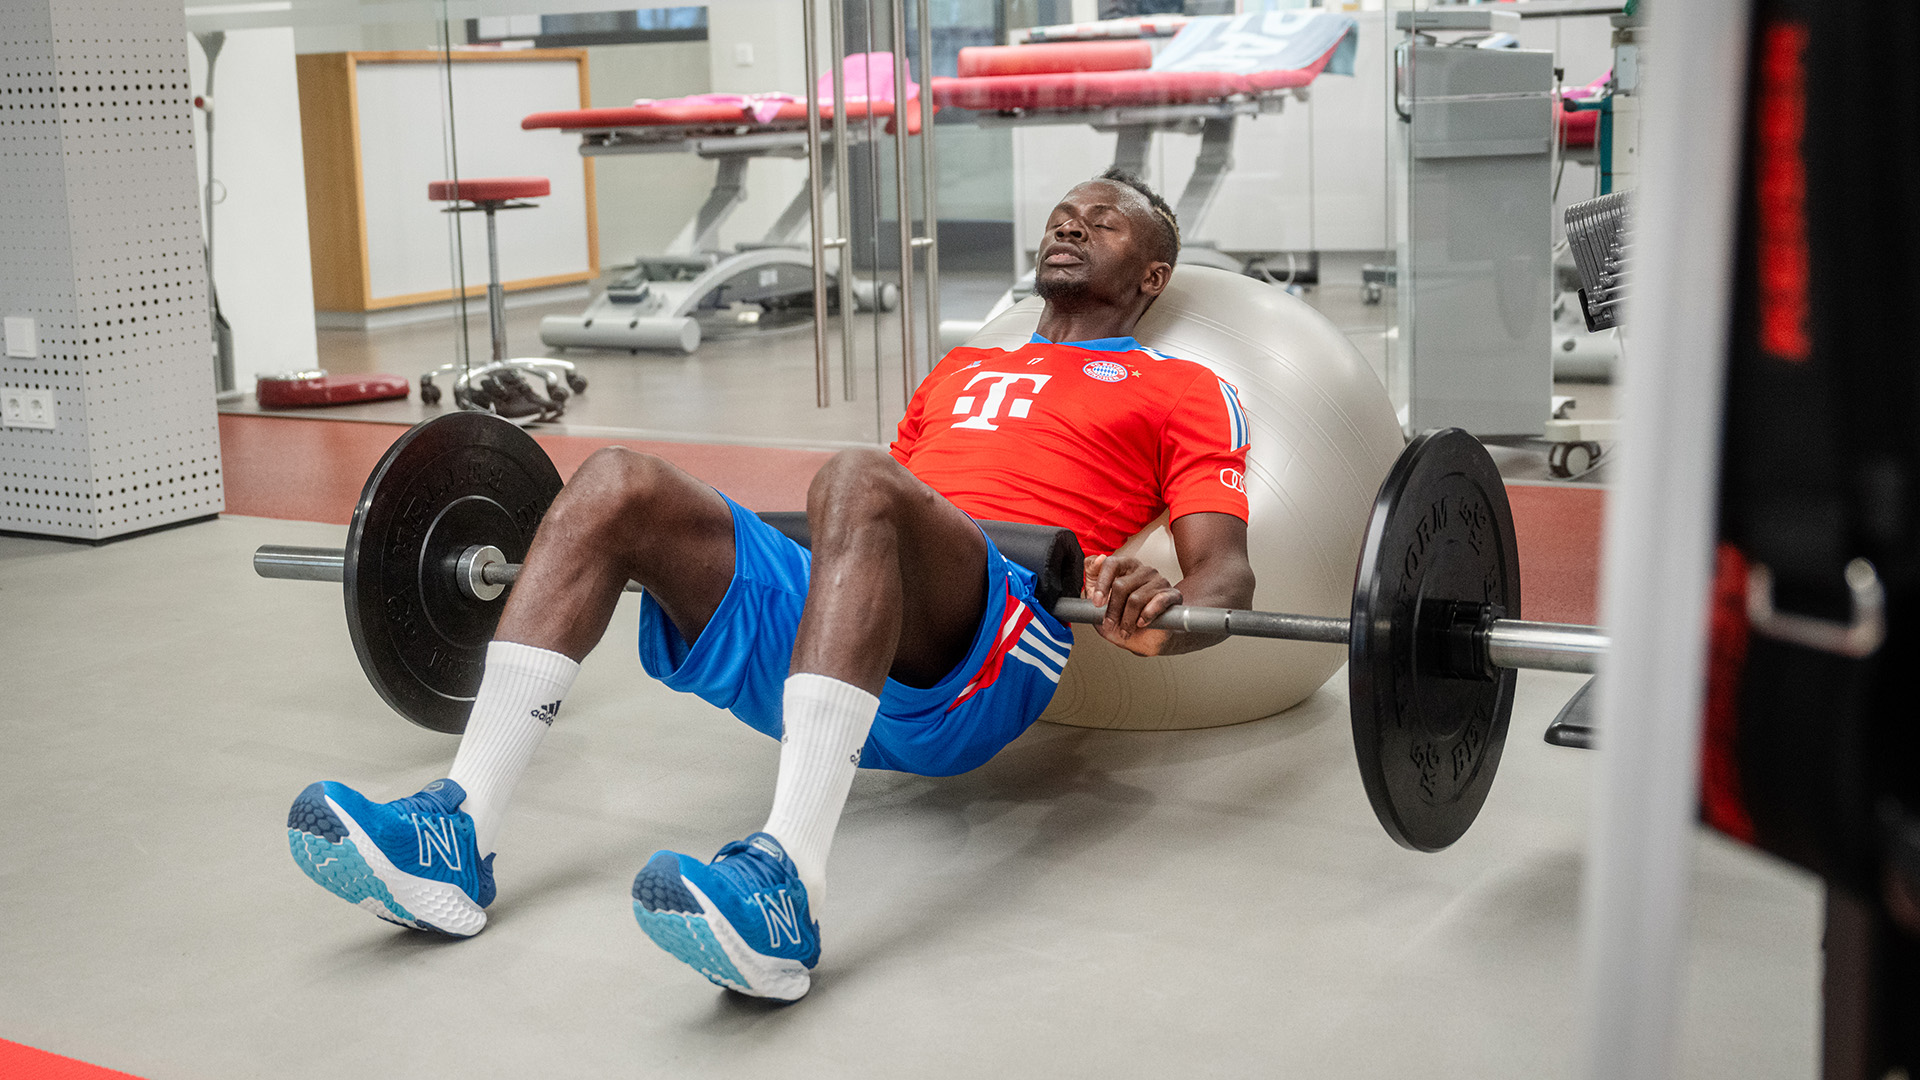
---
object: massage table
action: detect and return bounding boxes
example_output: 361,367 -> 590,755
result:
519,63 -> 919,353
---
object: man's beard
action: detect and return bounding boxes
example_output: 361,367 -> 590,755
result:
1032,269 -> 1090,303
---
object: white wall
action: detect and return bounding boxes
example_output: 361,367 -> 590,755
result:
187,28 -> 320,384
354,58 -> 594,302
684,0 -> 814,252
584,39 -> 713,262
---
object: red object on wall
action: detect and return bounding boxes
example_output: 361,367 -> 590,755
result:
255,371 -> 411,409
1699,543 -> 1758,843
1753,20 -> 1812,362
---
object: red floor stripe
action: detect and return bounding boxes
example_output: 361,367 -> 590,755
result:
1508,483 -> 1605,626
217,414 -> 831,525
0,1040 -> 147,1080
218,414 -> 1604,626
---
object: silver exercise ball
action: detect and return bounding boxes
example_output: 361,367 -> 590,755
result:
962,265 -> 1404,730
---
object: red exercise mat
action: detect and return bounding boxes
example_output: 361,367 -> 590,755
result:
256,371 -> 411,409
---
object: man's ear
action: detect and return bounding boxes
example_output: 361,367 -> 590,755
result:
1140,261 -> 1173,298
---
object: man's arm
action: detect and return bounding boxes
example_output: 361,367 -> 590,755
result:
1083,511 -> 1255,657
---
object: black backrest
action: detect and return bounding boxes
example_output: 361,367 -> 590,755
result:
756,511 -> 1084,611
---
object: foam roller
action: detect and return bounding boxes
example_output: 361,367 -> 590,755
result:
539,314 -> 700,354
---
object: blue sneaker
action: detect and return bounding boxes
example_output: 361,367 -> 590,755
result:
632,832 -> 820,1001
286,779 -> 495,937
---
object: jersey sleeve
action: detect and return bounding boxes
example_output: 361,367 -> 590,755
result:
1159,369 -> 1252,523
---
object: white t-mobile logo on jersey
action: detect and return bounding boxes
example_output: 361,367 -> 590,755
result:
951,372 -> 1051,430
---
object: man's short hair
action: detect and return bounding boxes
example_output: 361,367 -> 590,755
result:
1097,166 -> 1180,267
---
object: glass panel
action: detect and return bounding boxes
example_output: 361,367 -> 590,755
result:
422,1 -> 962,446
184,0 -> 474,411
969,0 -> 1401,408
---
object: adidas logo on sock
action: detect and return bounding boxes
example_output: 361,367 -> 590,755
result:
530,701 -> 562,725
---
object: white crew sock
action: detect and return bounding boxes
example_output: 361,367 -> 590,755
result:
446,641 -> 580,854
761,673 -> 879,911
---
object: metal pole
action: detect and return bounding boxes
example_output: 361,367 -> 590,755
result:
1575,0 -> 1750,1077
485,205 -> 506,364
889,0 -> 918,405
1050,599 -> 1351,644
802,0 -> 832,407
830,0 -> 857,402
913,0 -> 941,366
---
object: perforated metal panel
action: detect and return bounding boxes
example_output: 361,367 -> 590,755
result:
0,0 -> 224,540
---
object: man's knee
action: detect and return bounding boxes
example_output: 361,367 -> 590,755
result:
808,447 -> 912,522
547,446 -> 675,533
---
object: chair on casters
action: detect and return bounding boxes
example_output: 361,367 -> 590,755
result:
419,176 -> 587,422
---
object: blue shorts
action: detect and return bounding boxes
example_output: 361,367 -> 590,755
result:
637,492 -> 1074,777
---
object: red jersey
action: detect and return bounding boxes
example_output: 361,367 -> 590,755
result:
889,335 -> 1251,556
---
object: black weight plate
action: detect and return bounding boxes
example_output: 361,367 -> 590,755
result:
1349,428 -> 1521,851
342,412 -> 563,734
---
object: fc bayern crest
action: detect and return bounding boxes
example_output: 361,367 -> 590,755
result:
1082,360 -> 1128,383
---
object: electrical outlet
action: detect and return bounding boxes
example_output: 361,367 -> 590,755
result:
1,386 -> 55,430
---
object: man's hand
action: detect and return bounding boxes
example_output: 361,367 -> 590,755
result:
1083,553 -> 1183,657
1080,513 -> 1255,659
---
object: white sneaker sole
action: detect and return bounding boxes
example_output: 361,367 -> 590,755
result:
289,794 -> 488,938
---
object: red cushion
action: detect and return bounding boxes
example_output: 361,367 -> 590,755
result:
932,69 -> 1246,111
426,177 -> 550,203
956,41 -> 1151,78
1558,73 -> 1610,150
932,38 -> 1340,111
522,99 -> 924,135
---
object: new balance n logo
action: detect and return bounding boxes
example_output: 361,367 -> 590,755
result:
951,372 -> 1051,431
413,815 -> 462,870
754,890 -> 805,948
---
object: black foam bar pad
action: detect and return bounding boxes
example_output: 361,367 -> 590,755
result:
755,512 -> 1085,612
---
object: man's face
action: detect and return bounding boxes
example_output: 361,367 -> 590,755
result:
1032,181 -> 1168,305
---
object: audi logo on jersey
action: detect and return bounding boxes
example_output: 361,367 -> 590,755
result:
1219,467 -> 1247,494
951,372 -> 1052,431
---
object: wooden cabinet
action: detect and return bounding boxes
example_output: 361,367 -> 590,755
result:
296,49 -> 599,314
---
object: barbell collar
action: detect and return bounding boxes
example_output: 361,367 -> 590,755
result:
1485,620 -> 1607,674
255,545 -> 346,582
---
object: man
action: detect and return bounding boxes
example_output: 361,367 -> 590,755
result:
287,167 -> 1255,1002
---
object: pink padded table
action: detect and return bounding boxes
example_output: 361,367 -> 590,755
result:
522,99 -> 924,136
932,40 -> 1339,112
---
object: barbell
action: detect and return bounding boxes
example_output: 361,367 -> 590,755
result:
253,411 -> 1607,852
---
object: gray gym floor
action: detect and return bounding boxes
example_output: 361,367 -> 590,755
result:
1,514 -> 1816,1078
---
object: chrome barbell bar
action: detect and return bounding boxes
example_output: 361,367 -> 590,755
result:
254,545 -> 1608,675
